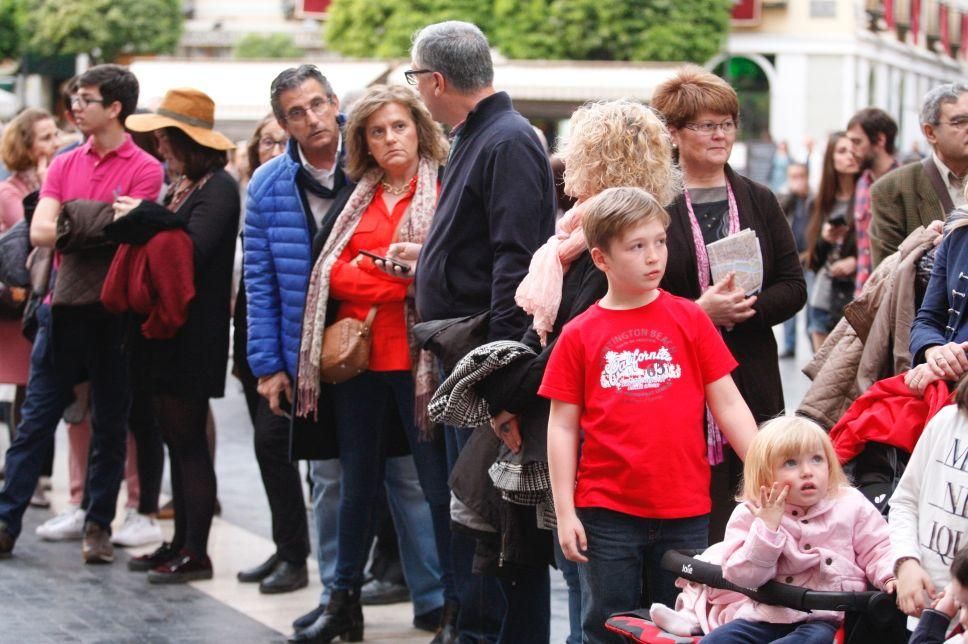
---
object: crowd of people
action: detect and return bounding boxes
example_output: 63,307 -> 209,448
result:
0,17 -> 967,644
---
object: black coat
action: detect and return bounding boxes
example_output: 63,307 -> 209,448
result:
660,166 -> 806,423
139,170 -> 240,399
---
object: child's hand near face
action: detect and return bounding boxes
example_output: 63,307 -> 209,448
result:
751,482 -> 789,531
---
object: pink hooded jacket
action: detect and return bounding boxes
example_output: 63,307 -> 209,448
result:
718,486 -> 894,626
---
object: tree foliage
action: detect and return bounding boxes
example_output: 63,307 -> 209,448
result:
233,33 -> 302,59
324,0 -> 493,59
326,0 -> 730,63
24,0 -> 182,62
0,0 -> 25,60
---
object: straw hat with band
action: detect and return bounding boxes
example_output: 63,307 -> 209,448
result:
126,88 -> 235,151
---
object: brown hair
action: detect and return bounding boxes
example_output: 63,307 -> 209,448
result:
163,126 -> 228,181
805,132 -> 858,267
955,372 -> 968,414
246,114 -> 279,177
952,544 -> 968,586
582,187 -> 670,252
650,65 -> 739,129
0,108 -> 55,172
847,107 -> 898,156
343,85 -> 448,180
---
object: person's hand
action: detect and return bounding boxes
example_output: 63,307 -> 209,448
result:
697,272 -> 757,330
112,196 -> 142,221
374,242 -> 421,277
821,222 -> 848,244
750,482 -> 788,531
924,342 -> 968,380
927,219 -> 945,244
828,256 -> 857,278
896,558 -> 936,616
490,409 -> 522,454
257,371 -> 292,416
557,511 -> 589,563
904,363 -> 944,395
932,583 -> 958,618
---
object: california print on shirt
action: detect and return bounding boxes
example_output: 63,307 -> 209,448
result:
599,327 -> 682,397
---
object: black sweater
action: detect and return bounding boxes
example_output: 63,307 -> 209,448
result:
415,92 -> 555,342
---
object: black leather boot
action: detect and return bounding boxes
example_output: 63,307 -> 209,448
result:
429,600 -> 458,644
288,588 -> 363,643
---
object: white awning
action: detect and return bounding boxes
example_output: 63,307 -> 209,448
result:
386,59 -> 685,103
128,58 -> 392,122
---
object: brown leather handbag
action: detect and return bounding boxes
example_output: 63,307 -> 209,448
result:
320,305 -> 379,384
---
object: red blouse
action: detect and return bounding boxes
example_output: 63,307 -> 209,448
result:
329,184 -> 417,372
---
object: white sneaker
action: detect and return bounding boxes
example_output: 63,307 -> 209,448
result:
111,509 -> 162,547
35,506 -> 85,541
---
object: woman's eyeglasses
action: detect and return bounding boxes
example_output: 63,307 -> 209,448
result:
259,137 -> 288,151
683,120 -> 737,135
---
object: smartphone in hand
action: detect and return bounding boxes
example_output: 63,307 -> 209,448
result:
358,249 -> 411,274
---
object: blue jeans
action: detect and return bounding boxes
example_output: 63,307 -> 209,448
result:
331,370 -> 444,615
576,508 -> 708,644
445,425 -> 504,643
498,568 -> 550,644
310,458 -> 340,605
701,618 -> 838,643
554,538 -> 582,644
0,305 -> 129,537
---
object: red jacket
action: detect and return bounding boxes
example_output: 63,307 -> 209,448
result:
101,229 -> 195,339
829,373 -> 951,463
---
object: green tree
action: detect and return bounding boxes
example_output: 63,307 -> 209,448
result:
494,0 -> 731,63
324,0 -> 493,59
0,0 -> 25,60
233,33 -> 303,59
24,0 -> 182,62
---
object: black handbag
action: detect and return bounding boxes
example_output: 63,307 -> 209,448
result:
0,219 -> 31,288
412,310 -> 490,373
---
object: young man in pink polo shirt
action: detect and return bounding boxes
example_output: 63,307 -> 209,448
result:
0,64 -> 164,562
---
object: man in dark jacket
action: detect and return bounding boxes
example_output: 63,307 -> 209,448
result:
407,20 -> 556,644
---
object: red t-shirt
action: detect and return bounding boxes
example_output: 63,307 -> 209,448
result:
539,290 -> 737,519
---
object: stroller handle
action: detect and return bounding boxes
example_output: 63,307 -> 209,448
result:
660,550 -> 896,625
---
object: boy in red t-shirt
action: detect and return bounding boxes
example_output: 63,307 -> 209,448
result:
540,187 -> 758,642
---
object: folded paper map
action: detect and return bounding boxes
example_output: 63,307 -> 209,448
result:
706,229 -> 763,296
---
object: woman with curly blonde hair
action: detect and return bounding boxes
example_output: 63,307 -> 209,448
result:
474,98 -> 681,644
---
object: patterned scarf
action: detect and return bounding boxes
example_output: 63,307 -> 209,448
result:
165,172 -> 213,213
297,156 -> 440,429
514,203 -> 588,347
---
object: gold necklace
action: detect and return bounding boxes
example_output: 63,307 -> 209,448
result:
381,175 -> 416,196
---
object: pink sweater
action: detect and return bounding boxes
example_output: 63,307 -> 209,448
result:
719,486 -> 894,625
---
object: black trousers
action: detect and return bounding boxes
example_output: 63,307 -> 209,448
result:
254,397 -> 310,563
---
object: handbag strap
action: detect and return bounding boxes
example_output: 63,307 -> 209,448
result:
361,305 -> 379,331
922,157 -> 956,215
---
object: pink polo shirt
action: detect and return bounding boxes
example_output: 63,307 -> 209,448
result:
41,134 -> 164,204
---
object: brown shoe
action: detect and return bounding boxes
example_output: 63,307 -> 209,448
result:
82,522 -> 114,564
156,499 -> 174,520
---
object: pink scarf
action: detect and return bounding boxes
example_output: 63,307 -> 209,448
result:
514,203 -> 588,346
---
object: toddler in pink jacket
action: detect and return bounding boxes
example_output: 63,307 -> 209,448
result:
652,417 -> 897,642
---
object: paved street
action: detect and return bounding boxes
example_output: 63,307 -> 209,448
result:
0,322 -> 812,643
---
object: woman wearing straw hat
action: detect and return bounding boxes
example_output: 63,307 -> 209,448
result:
116,88 -> 239,583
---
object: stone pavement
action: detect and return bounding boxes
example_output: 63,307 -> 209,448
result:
0,321 -> 811,643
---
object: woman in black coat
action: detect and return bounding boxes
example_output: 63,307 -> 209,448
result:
114,89 -> 240,582
652,67 -> 806,542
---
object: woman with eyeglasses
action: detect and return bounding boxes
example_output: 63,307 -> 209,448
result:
651,66 -> 806,543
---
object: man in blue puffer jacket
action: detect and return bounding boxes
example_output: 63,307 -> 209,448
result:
243,65 -> 349,610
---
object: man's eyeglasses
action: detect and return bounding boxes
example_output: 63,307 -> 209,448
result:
683,120 -> 737,135
404,69 -> 433,86
283,97 -> 333,124
259,137 -> 288,151
70,95 -> 106,109
940,116 -> 968,131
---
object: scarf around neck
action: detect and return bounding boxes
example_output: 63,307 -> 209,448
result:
514,202 -> 588,346
297,156 -> 440,428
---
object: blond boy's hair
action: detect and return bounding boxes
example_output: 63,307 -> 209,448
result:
740,416 -> 849,502
581,186 -> 670,253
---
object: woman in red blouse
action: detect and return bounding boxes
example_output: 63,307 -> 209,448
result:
294,85 -> 451,642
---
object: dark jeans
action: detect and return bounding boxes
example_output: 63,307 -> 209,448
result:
332,370 -> 448,612
445,425 -> 504,643
577,508 -> 708,644
253,397 -> 309,563
701,618 -> 838,643
0,305 -> 129,536
497,569 -> 550,644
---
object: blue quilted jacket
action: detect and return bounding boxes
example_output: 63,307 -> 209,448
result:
243,144 -> 314,379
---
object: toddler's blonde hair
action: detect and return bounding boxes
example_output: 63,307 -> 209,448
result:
739,416 -> 849,502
